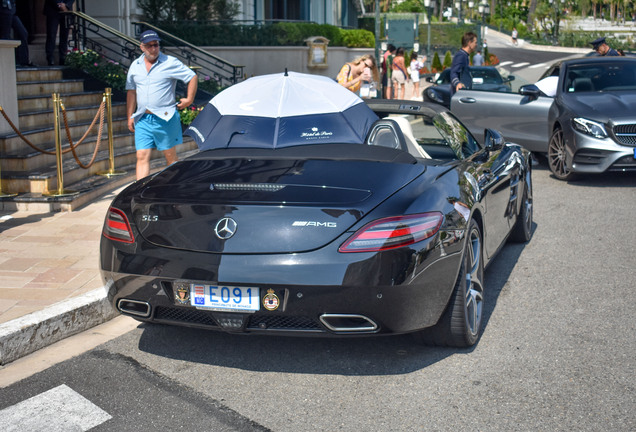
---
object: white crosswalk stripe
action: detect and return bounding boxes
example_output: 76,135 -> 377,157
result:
498,61 -> 514,66
1,384 -> 112,432
529,63 -> 549,69
512,62 -> 530,68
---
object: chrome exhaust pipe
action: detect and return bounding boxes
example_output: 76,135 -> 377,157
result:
319,314 -> 378,333
117,299 -> 151,318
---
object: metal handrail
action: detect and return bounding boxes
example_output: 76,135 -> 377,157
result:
132,21 -> 244,88
66,12 -> 244,91
67,11 -> 140,69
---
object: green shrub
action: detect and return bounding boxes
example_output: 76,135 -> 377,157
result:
443,50 -> 452,69
431,51 -> 442,71
158,21 -> 373,47
64,49 -> 127,91
340,29 -> 375,48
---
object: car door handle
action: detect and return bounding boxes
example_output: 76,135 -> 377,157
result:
458,97 -> 476,104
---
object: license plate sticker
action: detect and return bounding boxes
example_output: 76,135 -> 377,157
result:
191,284 -> 260,312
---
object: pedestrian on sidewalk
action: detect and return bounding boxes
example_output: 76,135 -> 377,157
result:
472,50 -> 484,66
409,52 -> 425,99
1,0 -> 34,67
381,44 -> 396,99
336,54 -> 377,95
590,37 -> 619,56
511,27 -> 518,46
126,30 -> 198,180
391,47 -> 408,100
450,32 -> 477,96
43,0 -> 75,65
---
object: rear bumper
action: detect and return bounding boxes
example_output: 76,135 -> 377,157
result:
101,232 -> 464,336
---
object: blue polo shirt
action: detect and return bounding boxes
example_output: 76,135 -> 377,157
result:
126,52 -> 196,123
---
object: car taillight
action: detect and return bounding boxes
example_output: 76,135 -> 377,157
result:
339,212 -> 443,253
103,207 -> 135,243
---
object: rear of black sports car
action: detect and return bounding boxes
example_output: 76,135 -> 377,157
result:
100,144 -> 470,338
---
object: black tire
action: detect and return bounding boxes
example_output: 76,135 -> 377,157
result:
510,182 -> 533,243
548,128 -> 575,181
416,220 -> 484,347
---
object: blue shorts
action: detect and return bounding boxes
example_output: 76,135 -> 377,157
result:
134,113 -> 182,151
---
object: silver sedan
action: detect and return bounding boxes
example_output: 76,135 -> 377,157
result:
452,57 -> 636,180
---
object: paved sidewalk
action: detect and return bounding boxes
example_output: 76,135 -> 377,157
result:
0,187 -> 124,364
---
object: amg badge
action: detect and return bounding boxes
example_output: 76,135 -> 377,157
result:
292,221 -> 337,228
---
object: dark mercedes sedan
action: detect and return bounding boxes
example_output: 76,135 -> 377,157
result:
452,57 -> 636,180
100,73 -> 532,348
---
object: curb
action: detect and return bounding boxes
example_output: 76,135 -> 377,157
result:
0,288 -> 118,365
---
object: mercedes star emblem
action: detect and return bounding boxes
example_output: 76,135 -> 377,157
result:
214,217 -> 237,240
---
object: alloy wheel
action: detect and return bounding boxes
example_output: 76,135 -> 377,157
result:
464,226 -> 483,336
548,129 -> 571,180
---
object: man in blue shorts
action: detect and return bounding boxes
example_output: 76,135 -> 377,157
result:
126,30 -> 198,179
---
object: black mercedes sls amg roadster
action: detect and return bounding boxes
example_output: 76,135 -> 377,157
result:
100,99 -> 533,347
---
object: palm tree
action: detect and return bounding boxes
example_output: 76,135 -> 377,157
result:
526,0 -> 538,31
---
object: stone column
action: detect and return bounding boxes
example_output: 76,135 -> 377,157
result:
0,39 -> 21,135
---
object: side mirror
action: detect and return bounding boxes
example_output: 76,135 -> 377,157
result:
506,75 -> 516,82
426,76 -> 434,83
484,129 -> 504,151
519,84 -> 541,98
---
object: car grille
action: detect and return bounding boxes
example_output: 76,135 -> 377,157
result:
614,124 -> 636,146
610,155 -> 636,171
152,306 -> 324,332
154,306 -> 219,327
247,314 -> 324,331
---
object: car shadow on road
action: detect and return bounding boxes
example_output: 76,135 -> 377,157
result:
533,157 -> 636,187
561,171 -> 636,187
134,233 -> 531,376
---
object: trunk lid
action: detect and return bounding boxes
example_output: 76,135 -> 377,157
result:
131,156 -> 425,253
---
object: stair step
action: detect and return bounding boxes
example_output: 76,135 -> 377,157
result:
17,102 -> 126,131
18,91 -> 107,112
0,147 -> 200,213
16,68 -> 64,83
0,117 -> 129,152
1,139 -> 197,196
17,80 -> 86,98
2,133 -> 134,172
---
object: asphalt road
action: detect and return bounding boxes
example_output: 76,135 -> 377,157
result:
1,162 -> 635,431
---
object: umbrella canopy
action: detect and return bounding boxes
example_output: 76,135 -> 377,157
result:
185,71 -> 379,150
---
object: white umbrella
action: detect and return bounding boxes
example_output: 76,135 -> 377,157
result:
185,71 -> 379,150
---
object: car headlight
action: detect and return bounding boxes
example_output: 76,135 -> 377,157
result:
426,88 -> 444,104
572,117 -> 608,139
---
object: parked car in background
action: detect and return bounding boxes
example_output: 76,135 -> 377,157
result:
100,72 -> 533,348
423,66 -> 515,109
452,57 -> 636,180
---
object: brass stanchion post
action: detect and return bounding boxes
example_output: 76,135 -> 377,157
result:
43,93 -> 77,197
0,160 -> 17,198
0,106 -> 17,197
97,88 -> 126,177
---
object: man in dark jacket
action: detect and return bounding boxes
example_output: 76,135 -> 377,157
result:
43,0 -> 75,65
590,37 -> 620,57
450,32 -> 477,96
1,0 -> 33,66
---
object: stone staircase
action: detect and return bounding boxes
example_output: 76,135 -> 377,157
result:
0,66 -> 197,212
